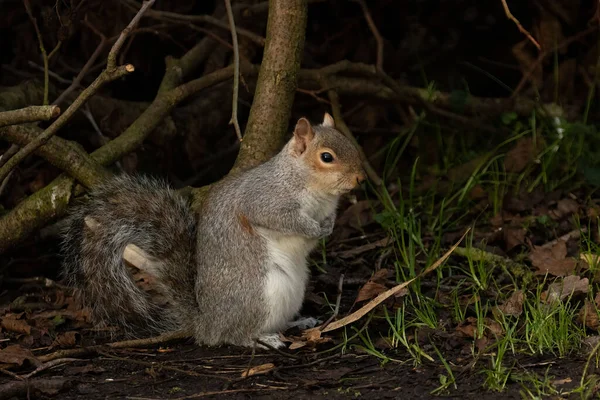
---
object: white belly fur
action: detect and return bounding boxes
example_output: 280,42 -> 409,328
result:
260,195 -> 339,333
260,232 -> 316,332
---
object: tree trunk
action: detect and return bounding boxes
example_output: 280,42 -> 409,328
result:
231,0 -> 308,172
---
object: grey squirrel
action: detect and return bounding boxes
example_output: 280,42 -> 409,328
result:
60,113 -> 365,349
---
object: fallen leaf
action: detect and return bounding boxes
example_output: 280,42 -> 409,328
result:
241,363 -> 275,377
504,228 -> 526,251
504,137 -> 538,173
355,281 -> 388,303
355,268 -> 391,303
530,241 -> 577,277
551,198 -> 579,219
1,314 -> 31,335
496,290 -> 525,317
51,331 -> 80,349
579,300 -> 599,330
456,317 -> 478,338
542,275 -> 589,303
0,345 -> 40,367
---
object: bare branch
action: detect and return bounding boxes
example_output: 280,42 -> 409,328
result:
0,106 -> 60,128
500,0 -> 541,50
53,20 -> 109,106
225,0 -> 243,141
353,0 -> 384,71
107,0 -> 156,69
0,0 -> 157,183
0,64 -> 133,183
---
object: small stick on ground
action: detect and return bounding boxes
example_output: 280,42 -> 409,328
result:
19,358 -> 79,380
96,350 -> 234,381
37,330 -> 189,363
500,0 -> 541,50
224,0 -> 243,141
320,274 -> 344,331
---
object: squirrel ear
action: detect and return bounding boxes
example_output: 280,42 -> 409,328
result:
322,112 -> 335,128
292,117 -> 314,155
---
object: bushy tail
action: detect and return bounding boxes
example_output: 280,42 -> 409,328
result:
60,175 -> 197,336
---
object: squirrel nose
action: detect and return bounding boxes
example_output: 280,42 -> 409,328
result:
356,171 -> 366,184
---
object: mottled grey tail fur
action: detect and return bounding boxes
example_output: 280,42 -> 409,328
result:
60,175 -> 197,337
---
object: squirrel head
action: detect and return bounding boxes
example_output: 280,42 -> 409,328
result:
289,113 -> 366,196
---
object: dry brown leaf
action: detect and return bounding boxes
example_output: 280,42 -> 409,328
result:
485,318 -> 504,337
292,329 -> 332,349
543,275 -> 589,303
530,241 -> 577,277
496,290 -> 525,317
552,198 -> 579,219
504,137 -> 538,173
241,363 -> 275,377
455,317 -> 478,338
579,300 -> 599,330
51,331 -> 80,349
0,344 -> 40,367
355,268 -> 391,303
1,314 -> 31,335
504,227 -> 526,251
355,281 -> 388,303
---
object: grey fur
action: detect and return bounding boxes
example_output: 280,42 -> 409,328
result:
61,120 -> 364,347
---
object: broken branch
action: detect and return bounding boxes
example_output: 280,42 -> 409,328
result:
0,106 -> 60,128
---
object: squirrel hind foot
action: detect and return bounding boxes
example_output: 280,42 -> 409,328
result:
255,333 -> 287,350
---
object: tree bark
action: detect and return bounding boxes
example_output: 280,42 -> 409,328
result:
231,0 -> 308,172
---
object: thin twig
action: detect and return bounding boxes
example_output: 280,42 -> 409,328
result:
0,0 -> 155,183
19,358 -> 79,380
37,330 -> 189,363
23,0 -> 51,105
500,0 -> 541,50
353,0 -> 384,71
53,20 -> 108,106
107,0 -> 156,69
122,0 -> 266,47
224,0 -> 243,141
96,351 -> 233,381
512,26 -> 597,98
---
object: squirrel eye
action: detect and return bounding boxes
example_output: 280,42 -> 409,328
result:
320,152 -> 334,163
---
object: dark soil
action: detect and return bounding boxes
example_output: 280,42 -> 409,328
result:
0,338 -> 587,400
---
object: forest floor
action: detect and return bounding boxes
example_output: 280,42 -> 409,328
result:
1,180 -> 600,399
